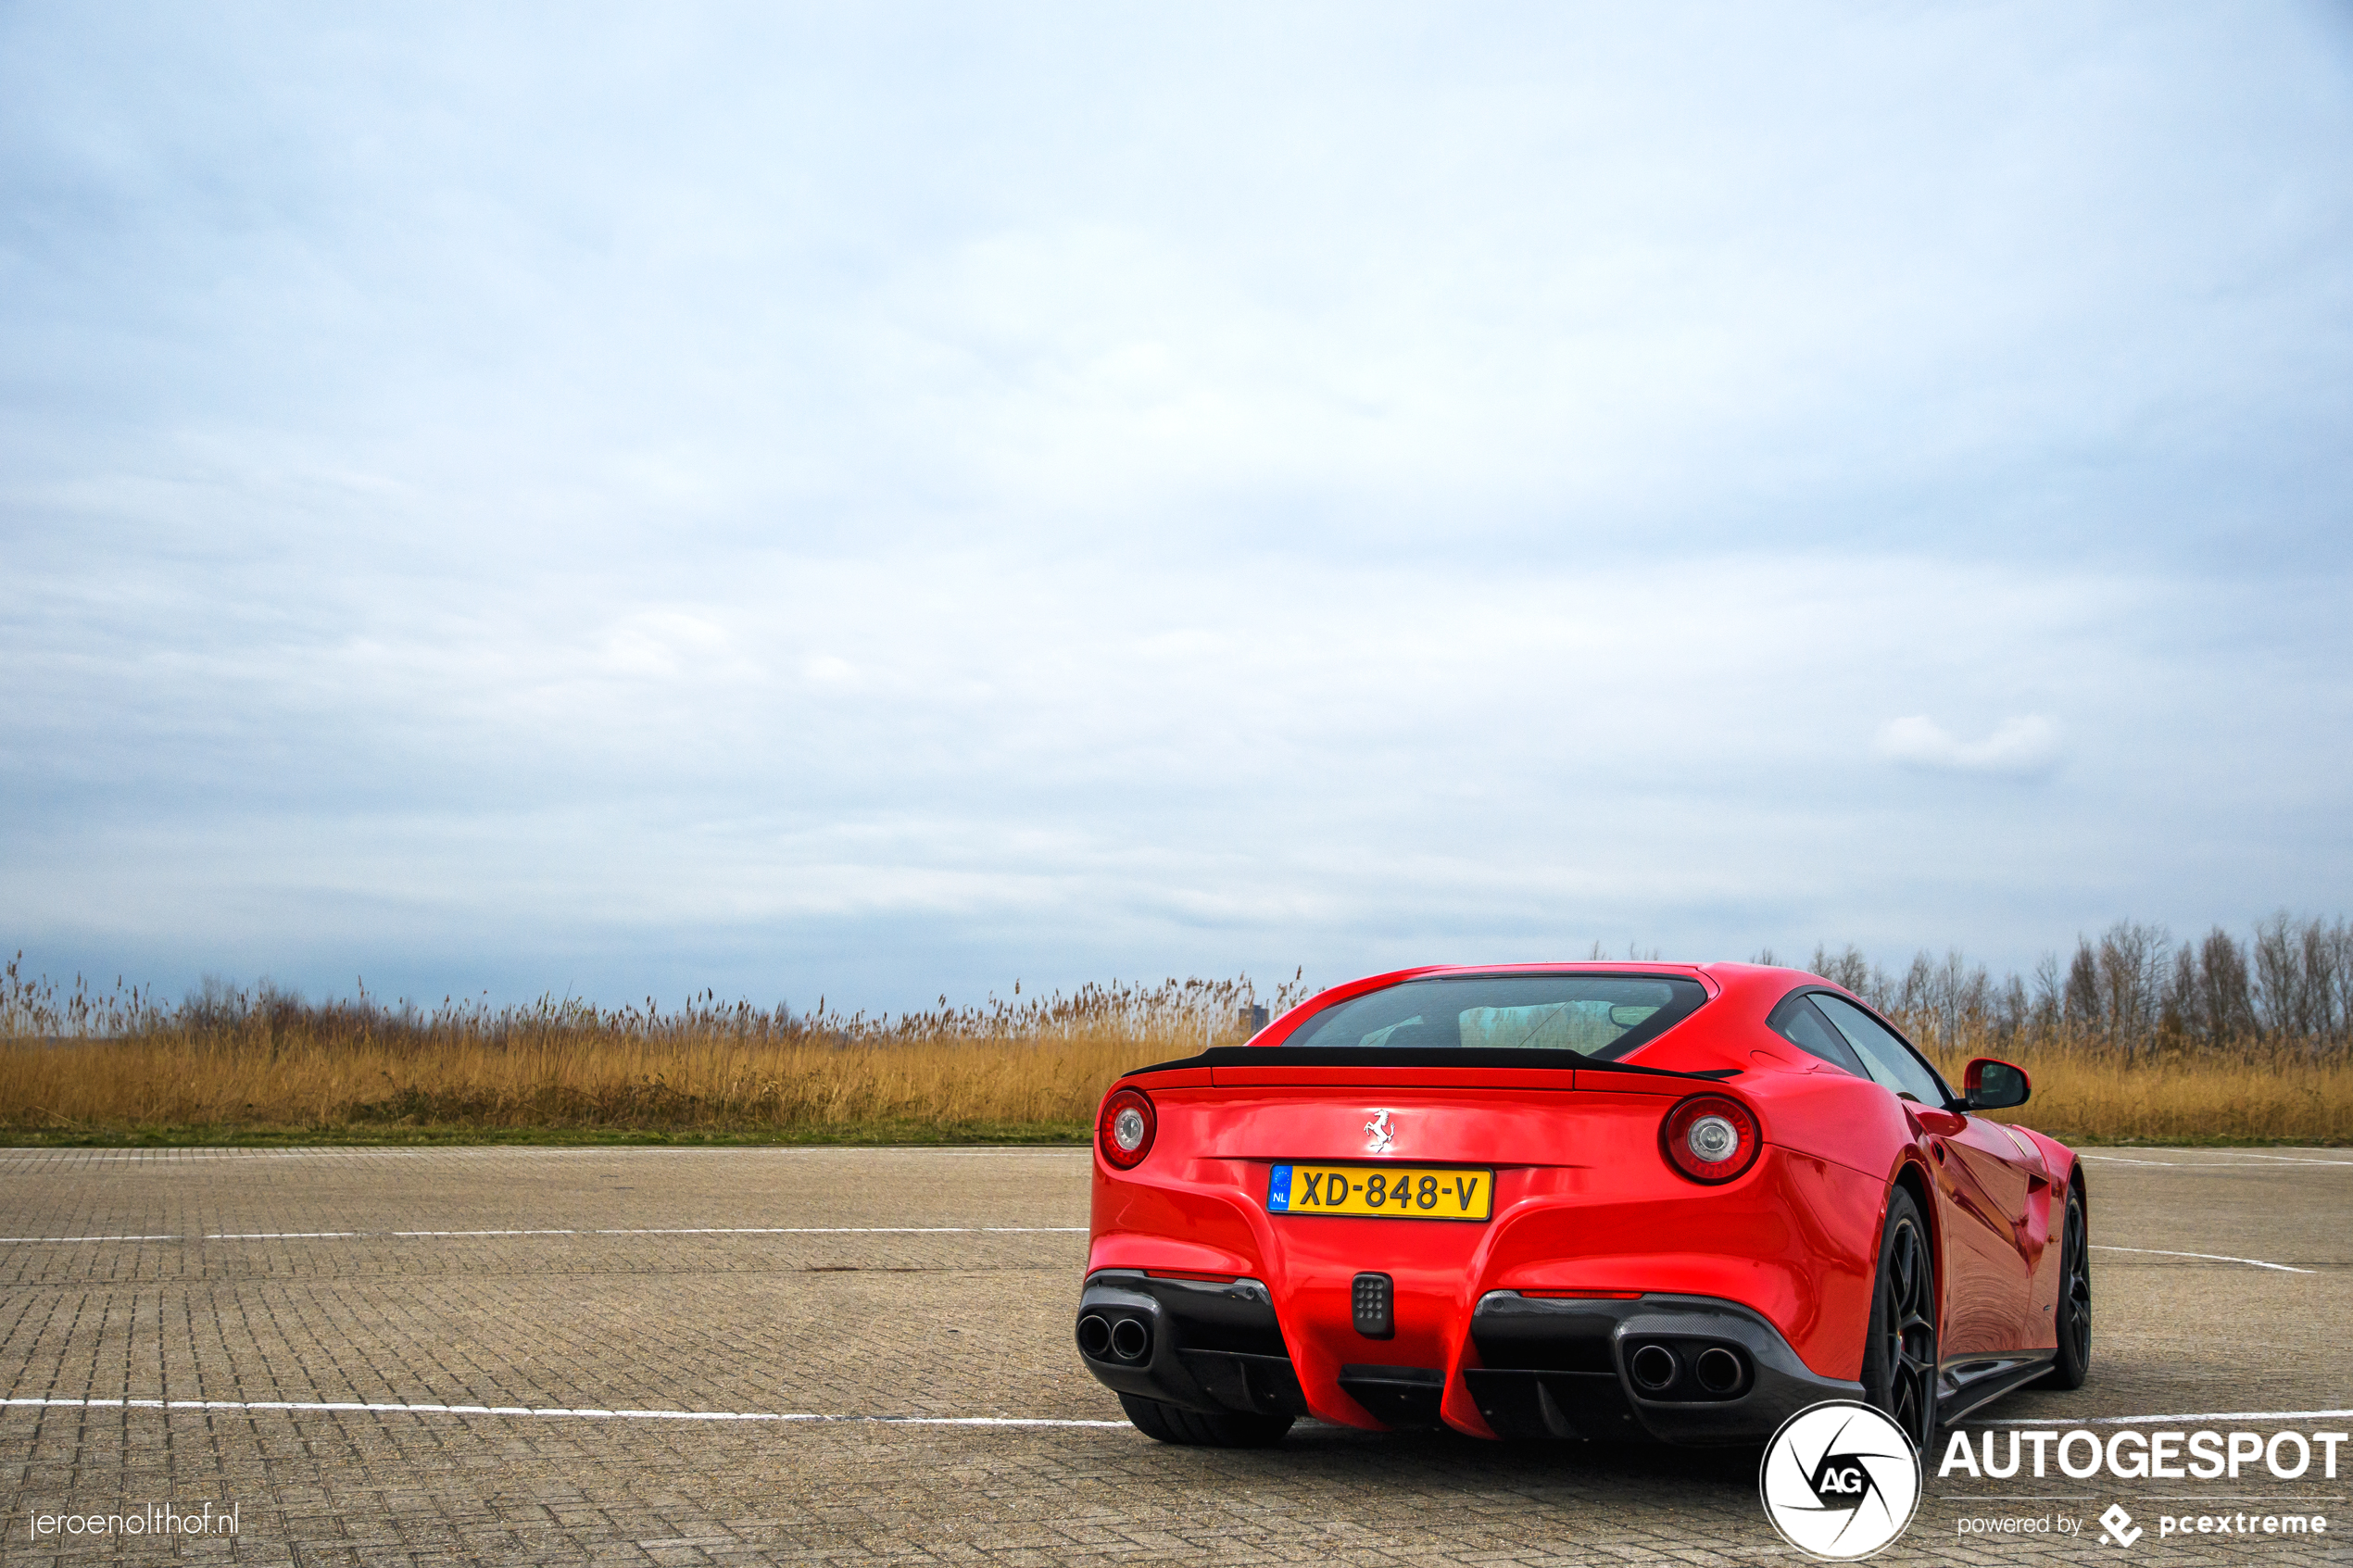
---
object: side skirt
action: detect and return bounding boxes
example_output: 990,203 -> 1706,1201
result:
1936,1348 -> 2057,1426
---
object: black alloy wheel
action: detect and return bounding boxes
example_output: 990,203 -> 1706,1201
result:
2039,1185 -> 2092,1388
1863,1186 -> 1939,1455
1118,1393 -> 1294,1449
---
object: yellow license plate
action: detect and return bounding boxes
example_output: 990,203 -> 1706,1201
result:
1266,1163 -> 1493,1221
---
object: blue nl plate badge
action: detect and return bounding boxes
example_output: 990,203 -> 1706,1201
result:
1266,1164 -> 1292,1211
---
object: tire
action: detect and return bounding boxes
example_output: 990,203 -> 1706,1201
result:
1118,1393 -> 1294,1449
1861,1185 -> 1939,1456
2036,1184 -> 2092,1389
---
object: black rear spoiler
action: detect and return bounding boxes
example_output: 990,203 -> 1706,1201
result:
1119,1045 -> 1741,1081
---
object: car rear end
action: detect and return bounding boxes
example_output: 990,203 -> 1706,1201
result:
1075,966 -> 1881,1444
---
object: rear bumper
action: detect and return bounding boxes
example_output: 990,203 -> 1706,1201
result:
1076,1272 -> 1311,1418
1465,1291 -> 1859,1445
1076,1273 -> 1857,1445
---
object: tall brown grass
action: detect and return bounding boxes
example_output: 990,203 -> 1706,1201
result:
3,956 -> 2347,1143
1916,1037 -> 2353,1146
0,961 -> 1304,1139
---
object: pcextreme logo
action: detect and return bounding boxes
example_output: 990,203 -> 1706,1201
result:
1759,1401 -> 1922,1561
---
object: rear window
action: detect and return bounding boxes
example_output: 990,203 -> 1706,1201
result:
1285,973 -> 1707,1060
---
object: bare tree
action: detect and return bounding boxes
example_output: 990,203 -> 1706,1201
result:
2031,953 -> 2063,1034
2064,940 -> 2101,1031
1994,973 -> 2031,1044
2254,911 -> 2320,1041
1808,943 -> 1873,997
2093,921 -> 2169,1054
2301,918 -> 2341,1037
2196,927 -> 2256,1045
1771,916 -> 2344,1058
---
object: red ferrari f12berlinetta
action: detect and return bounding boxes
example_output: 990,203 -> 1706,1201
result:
1075,963 -> 2089,1451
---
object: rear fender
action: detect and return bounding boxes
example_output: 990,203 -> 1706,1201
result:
1874,1152 -> 1944,1351
2012,1125 -> 2080,1193
2018,1132 -> 2083,1349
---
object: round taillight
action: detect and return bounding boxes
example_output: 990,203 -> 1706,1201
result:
1661,1094 -> 1760,1184
1098,1086 -> 1156,1169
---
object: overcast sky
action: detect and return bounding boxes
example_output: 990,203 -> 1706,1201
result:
5,3 -> 2350,1013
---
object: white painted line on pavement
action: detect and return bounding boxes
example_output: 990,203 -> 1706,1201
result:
393,1229 -> 578,1237
592,1226 -> 1088,1236
2088,1146 -> 2353,1155
0,1396 -> 1126,1428
9,1394 -> 2346,1435
205,1226 -> 1087,1239
2090,1245 -> 2316,1273
2081,1153 -> 2353,1169
2201,1151 -> 2353,1165
0,1236 -> 180,1244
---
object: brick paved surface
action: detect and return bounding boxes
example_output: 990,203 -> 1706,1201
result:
0,1145 -> 2347,1564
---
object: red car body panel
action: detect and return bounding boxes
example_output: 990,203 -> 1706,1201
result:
1080,961 -> 2079,1443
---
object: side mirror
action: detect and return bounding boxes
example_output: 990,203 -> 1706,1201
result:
1964,1058 -> 2031,1111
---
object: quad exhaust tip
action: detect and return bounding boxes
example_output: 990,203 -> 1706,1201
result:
1695,1346 -> 1743,1394
1109,1316 -> 1151,1362
1075,1313 -> 1113,1360
1629,1344 -> 1680,1392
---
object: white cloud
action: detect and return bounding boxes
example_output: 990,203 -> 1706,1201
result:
1874,715 -> 2062,778
596,610 -> 734,680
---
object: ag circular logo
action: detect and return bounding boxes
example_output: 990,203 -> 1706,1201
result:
1758,1400 -> 1921,1561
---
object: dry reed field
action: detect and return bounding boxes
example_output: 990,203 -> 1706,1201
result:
0,966 -> 1305,1144
5,916 -> 2349,1145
